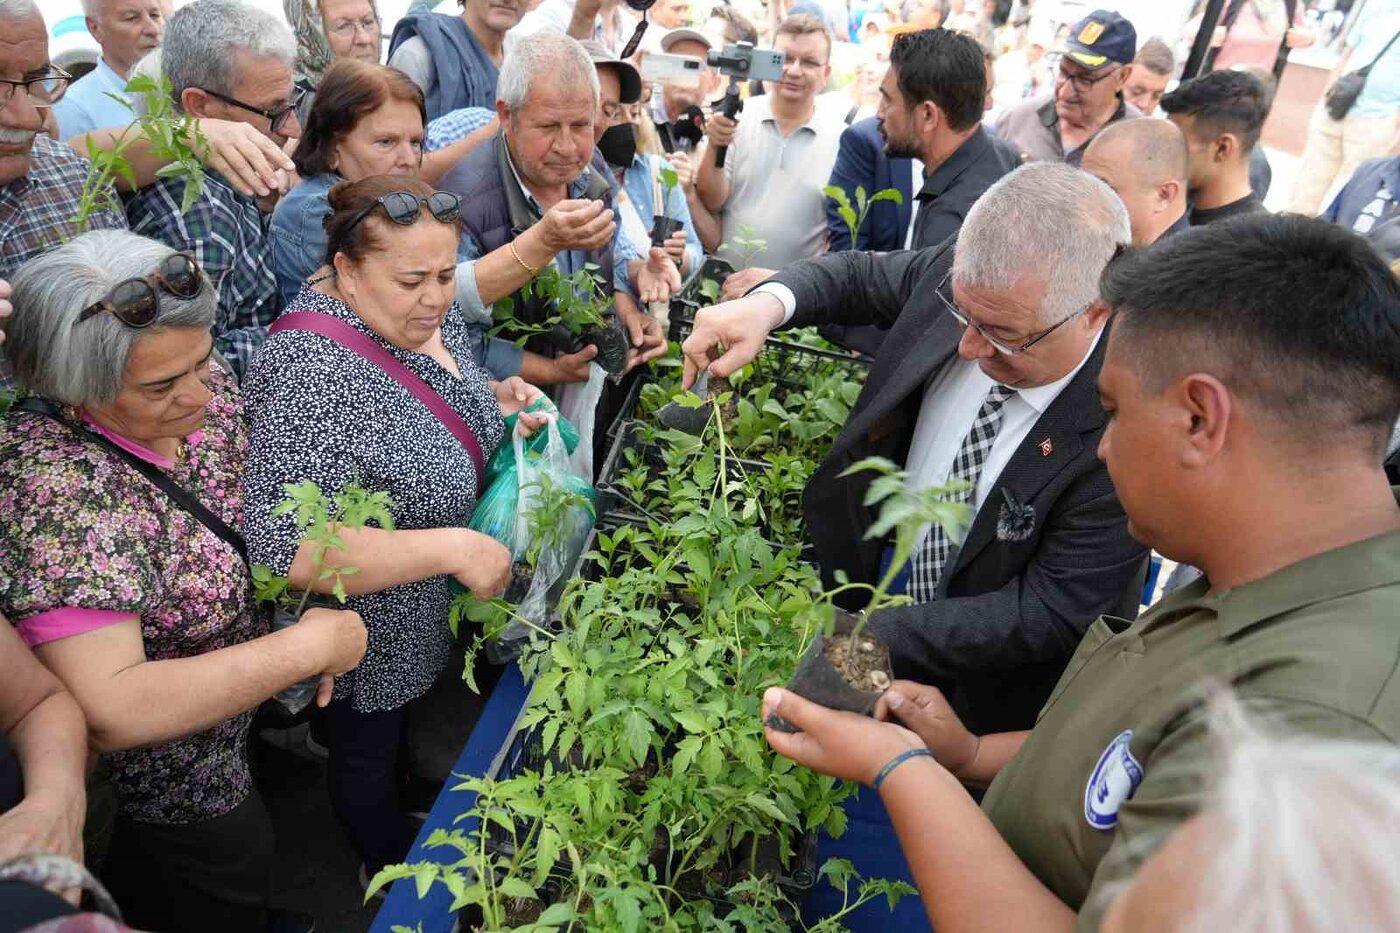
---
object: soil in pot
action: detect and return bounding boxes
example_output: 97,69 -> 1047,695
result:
504,560 -> 534,604
651,215 -> 684,248
579,314 -> 631,378
766,609 -> 891,734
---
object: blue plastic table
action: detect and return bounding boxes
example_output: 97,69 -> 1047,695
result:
371,665 -> 927,932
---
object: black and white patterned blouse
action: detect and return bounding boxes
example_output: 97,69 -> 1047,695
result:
242,286 -> 505,712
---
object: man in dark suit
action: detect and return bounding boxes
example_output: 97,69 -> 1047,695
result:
825,117 -> 915,252
683,163 -> 1147,734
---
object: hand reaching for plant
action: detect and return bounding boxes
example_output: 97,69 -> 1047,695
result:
762,687 -> 926,786
548,344 -> 600,383
454,530 -> 513,599
720,266 -> 776,302
875,681 -> 980,780
680,291 -> 786,388
538,199 -> 616,255
301,607 -> 369,708
617,303 -> 668,371
195,118 -> 296,199
634,247 -> 682,304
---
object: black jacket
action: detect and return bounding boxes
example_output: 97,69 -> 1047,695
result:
773,239 -> 1148,733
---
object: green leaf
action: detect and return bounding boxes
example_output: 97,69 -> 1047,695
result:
622,709 -> 653,766
498,876 -> 537,899
869,187 -> 904,205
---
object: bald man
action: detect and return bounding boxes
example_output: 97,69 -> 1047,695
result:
1081,118 -> 1190,245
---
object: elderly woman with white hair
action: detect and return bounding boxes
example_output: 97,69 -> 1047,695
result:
0,230 -> 369,932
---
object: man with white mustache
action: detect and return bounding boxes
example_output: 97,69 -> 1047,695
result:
389,0 -> 540,121
0,0 -> 127,283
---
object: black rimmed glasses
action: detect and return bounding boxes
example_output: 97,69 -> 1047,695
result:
75,253 -> 204,329
1054,62 -> 1122,95
0,66 -> 72,108
197,85 -> 307,134
935,271 -> 1087,356
342,190 -> 463,236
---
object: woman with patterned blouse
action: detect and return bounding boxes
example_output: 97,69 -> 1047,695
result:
245,174 -> 545,884
0,230 -> 370,932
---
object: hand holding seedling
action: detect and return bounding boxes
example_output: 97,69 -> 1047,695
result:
720,266 -> 775,302
301,607 -> 369,707
762,686 -> 925,786
680,292 -> 786,387
875,681 -> 979,779
452,530 -> 513,599
538,199 -> 616,254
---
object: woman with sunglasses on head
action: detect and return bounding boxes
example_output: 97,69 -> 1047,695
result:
0,230 -> 370,933
247,173 -> 546,888
271,58 -> 612,386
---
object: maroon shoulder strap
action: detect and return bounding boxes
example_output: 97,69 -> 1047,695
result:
269,311 -> 486,492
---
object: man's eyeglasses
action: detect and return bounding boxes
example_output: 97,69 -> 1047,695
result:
198,86 -> 307,134
0,67 -> 72,109
936,271 -> 1086,356
75,253 -> 204,329
343,191 -> 462,236
328,14 -> 379,38
1054,62 -> 1121,94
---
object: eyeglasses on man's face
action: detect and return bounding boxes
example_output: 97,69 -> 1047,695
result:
1054,62 -> 1121,94
197,86 -> 307,134
936,271 -> 1086,356
0,67 -> 72,109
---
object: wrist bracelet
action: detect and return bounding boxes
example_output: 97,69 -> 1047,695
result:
509,240 -> 539,277
871,747 -> 934,791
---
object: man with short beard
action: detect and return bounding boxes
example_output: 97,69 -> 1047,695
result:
0,0 -> 127,283
53,0 -> 172,138
389,0 -> 537,121
996,9 -> 1140,167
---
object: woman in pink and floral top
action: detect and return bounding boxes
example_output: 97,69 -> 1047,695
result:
0,231 -> 367,933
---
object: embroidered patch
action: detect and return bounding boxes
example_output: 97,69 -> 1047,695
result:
1084,729 -> 1143,830
1078,20 -> 1105,44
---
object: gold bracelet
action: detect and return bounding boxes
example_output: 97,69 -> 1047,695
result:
509,240 -> 539,277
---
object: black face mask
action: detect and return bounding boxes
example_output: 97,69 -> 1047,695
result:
598,122 -> 638,169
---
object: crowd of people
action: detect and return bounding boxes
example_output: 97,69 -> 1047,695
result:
0,0 -> 1397,929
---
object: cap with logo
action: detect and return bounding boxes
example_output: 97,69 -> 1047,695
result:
1063,10 -> 1137,70
579,39 -> 643,104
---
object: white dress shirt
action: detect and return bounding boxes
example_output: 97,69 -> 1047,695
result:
903,158 -> 926,250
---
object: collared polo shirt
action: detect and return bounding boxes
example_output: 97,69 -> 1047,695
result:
982,526 -> 1400,931
718,94 -> 843,269
52,58 -> 135,139
994,93 -> 1139,167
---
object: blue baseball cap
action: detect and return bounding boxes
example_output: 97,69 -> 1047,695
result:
1063,10 -> 1137,70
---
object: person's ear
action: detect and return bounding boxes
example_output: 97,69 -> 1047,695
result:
1115,63 -> 1132,92
922,100 -> 941,135
1176,373 -> 1232,467
495,100 -> 511,127
181,87 -> 214,119
1083,298 -> 1113,331
1215,132 -> 1237,163
331,251 -> 357,297
1157,178 -> 1181,208
84,16 -> 101,42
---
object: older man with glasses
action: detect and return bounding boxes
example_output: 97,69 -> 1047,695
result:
0,0 -> 127,283
680,162 -> 1148,737
125,0 -> 302,381
995,10 -> 1141,167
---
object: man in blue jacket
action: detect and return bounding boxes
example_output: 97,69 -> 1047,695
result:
1324,156 -> 1400,263
388,0 -> 530,121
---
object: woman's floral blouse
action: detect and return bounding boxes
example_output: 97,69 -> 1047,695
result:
0,367 -> 265,825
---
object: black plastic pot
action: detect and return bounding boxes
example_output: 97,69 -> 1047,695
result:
503,560 -> 534,604
651,215 -> 684,248
767,609 -> 891,734
545,314 -> 631,379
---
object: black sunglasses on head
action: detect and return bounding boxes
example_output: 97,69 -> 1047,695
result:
75,253 -> 203,329
342,191 -> 463,236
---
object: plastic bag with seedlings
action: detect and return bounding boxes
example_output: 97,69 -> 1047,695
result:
470,417 -> 595,662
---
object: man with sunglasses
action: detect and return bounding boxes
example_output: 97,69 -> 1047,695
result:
995,10 -> 1141,168
125,0 -> 301,382
680,163 -> 1146,737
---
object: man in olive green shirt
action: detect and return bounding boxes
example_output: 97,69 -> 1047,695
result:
761,212 -> 1400,933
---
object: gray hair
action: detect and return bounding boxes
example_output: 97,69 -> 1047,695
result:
953,162 -> 1130,326
0,0 -> 40,19
163,0 -> 296,111
4,231 -> 216,406
497,31 -> 598,115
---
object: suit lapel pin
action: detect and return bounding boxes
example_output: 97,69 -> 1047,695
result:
1039,437 -> 1054,457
